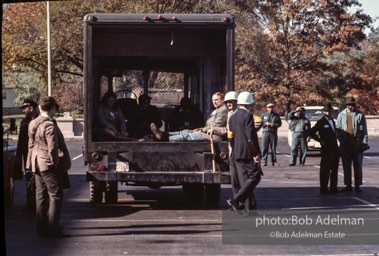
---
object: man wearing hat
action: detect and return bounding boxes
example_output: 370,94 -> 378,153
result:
227,91 -> 262,213
13,99 -> 39,210
260,103 -> 282,166
336,96 -> 368,192
309,103 -> 340,194
288,106 -> 311,166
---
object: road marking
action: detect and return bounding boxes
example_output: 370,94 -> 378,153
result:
72,154 -> 83,160
353,197 -> 379,210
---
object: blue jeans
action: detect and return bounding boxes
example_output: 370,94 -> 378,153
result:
168,129 -> 208,141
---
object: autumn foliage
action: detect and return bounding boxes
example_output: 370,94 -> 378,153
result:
2,0 -> 378,114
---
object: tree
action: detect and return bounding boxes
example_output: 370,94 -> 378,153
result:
2,0 -> 376,113
248,0 -> 372,107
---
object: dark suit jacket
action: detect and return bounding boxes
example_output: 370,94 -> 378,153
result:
309,116 -> 338,149
229,108 -> 261,160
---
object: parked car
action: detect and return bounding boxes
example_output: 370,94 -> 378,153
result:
3,130 -> 17,208
287,106 -> 340,151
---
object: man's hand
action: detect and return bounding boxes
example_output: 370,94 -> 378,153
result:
207,129 -> 214,136
253,155 -> 261,165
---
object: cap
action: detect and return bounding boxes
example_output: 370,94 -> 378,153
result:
20,99 -> 38,109
267,103 -> 275,108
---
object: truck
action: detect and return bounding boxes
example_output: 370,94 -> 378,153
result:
83,13 -> 235,205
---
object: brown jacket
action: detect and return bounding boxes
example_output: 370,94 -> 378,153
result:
26,116 -> 71,173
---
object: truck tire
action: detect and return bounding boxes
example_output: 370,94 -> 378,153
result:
89,181 -> 103,205
205,184 -> 221,206
105,181 -> 118,204
182,183 -> 204,204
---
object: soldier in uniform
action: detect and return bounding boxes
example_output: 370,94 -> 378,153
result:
260,103 -> 282,166
288,106 -> 310,166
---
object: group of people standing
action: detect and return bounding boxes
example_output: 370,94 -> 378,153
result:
287,97 -> 369,194
310,97 -> 369,194
12,91 -> 369,229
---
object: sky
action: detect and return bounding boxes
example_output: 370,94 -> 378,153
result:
352,0 -> 379,32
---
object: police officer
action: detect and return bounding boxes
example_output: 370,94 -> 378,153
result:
260,103 -> 282,166
13,99 -> 39,210
288,107 -> 310,166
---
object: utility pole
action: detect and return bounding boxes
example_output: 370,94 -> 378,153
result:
47,1 -> 52,96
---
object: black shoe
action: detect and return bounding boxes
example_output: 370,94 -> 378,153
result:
249,203 -> 258,210
329,187 -> 340,193
226,199 -> 239,211
263,163 -> 267,166
320,189 -> 329,194
289,164 -> 295,166
342,185 -> 353,192
272,162 -> 279,166
355,186 -> 362,192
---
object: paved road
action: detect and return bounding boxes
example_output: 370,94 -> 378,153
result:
4,137 -> 379,255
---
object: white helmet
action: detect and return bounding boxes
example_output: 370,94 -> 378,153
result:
237,91 -> 255,105
224,91 -> 238,102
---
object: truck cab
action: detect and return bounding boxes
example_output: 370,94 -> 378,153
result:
83,13 -> 235,205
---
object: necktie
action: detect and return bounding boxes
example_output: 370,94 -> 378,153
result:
346,112 -> 354,135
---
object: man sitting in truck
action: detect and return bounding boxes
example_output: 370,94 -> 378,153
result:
150,92 -> 228,142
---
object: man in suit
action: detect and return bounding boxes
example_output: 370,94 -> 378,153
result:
309,103 -> 340,194
13,99 -> 39,210
288,107 -> 311,166
260,103 -> 282,166
26,96 -> 71,238
336,96 -> 368,192
227,91 -> 262,213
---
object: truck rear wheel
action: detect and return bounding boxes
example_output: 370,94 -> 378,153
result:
105,181 -> 118,204
89,181 -> 103,205
205,184 -> 221,206
182,183 -> 204,204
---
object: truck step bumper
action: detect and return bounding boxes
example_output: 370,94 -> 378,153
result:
86,171 -> 231,184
